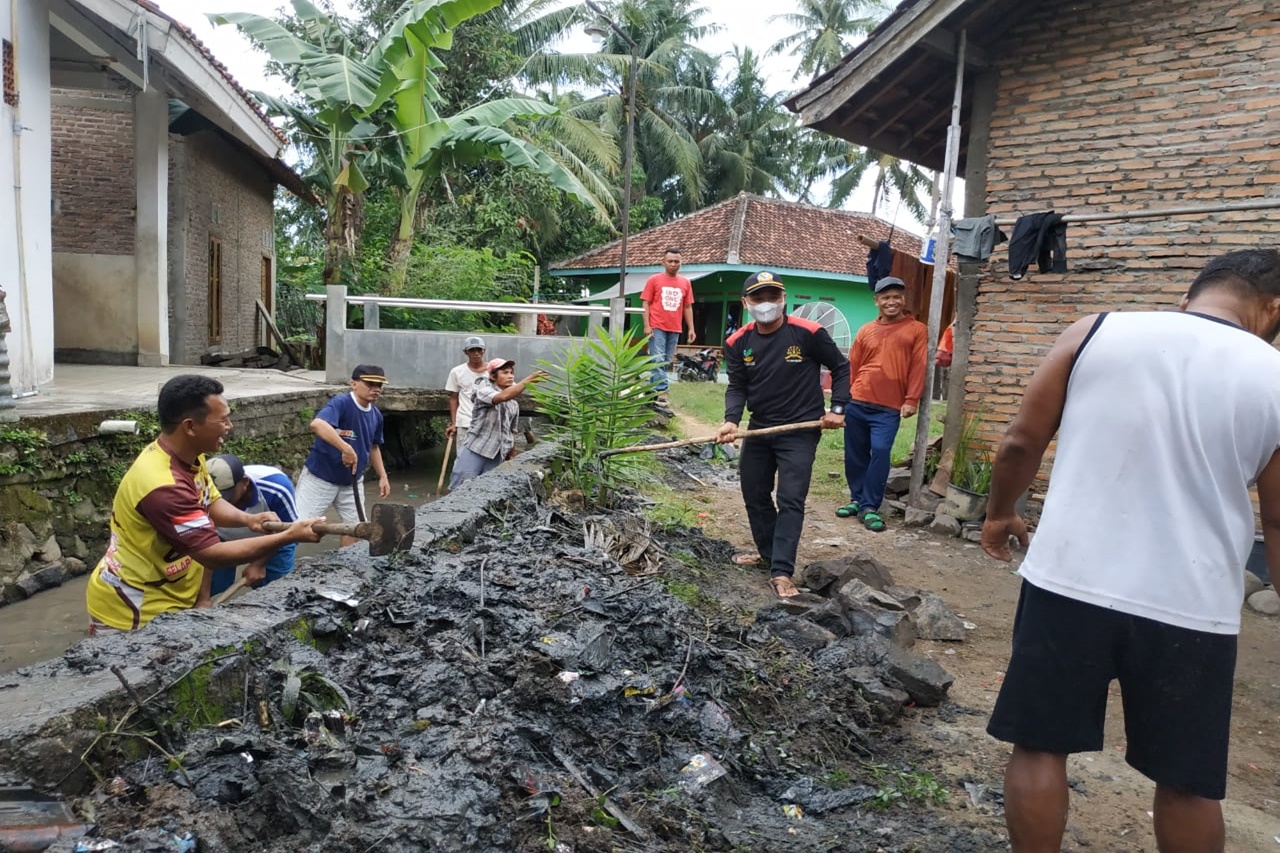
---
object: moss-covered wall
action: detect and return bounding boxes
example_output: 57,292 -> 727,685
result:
0,390 -> 337,603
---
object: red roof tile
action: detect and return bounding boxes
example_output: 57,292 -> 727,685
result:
552,193 -> 928,276
138,0 -> 287,147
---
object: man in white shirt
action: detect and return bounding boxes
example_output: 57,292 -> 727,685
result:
981,249 -> 1280,853
445,336 -> 489,454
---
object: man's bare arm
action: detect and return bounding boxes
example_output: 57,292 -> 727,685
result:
987,316 -> 1098,518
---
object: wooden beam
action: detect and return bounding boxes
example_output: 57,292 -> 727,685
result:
869,78 -> 949,143
256,299 -> 303,369
922,29 -> 988,67
827,54 -> 931,129
798,0 -> 976,125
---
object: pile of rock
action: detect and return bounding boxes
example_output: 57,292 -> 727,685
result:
754,553 -> 965,715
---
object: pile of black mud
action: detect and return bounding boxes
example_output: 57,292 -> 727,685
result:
50,496 -> 1006,852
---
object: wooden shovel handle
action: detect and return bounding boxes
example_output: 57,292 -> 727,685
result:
599,419 -> 825,458
261,520 -> 369,538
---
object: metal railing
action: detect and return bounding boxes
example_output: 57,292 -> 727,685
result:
303,293 -> 645,318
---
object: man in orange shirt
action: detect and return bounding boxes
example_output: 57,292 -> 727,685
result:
838,277 -> 928,531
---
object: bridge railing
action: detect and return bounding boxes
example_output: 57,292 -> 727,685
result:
308,286 -> 642,387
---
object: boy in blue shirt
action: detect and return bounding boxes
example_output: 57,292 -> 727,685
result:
296,364 -> 391,545
206,453 -> 299,595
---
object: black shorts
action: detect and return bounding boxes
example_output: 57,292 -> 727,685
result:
987,580 -> 1236,800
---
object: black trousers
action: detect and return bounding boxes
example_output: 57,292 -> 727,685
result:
738,429 -> 820,578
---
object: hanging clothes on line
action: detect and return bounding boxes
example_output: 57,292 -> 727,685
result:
866,240 -> 894,291
1008,212 -> 1067,280
952,215 -> 1006,262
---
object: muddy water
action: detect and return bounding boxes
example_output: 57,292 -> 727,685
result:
0,452 -> 451,674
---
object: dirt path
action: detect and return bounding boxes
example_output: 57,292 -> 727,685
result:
670,406 -> 1280,852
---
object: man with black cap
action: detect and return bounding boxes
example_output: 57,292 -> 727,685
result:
445,336 -> 489,453
717,271 -> 850,598
839,276 -> 927,532
450,358 -> 547,488
205,453 -> 299,597
296,364 -> 391,545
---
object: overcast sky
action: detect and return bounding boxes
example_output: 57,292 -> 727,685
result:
158,0 -> 947,235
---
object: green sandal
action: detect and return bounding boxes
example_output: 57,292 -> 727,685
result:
861,510 -> 887,532
836,502 -> 860,518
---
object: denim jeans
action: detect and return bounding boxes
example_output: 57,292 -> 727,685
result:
649,329 -> 681,392
739,429 -> 820,578
844,402 -> 901,512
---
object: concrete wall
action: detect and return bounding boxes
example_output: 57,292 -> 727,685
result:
968,0 -> 1280,449
0,0 -> 54,393
49,91 -> 277,366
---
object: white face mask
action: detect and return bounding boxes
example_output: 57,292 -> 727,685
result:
747,301 -> 783,325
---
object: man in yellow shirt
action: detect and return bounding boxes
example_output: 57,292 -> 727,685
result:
87,375 -> 323,631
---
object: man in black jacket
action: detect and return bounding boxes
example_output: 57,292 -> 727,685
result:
717,271 -> 851,597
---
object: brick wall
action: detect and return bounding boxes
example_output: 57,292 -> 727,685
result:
51,89 -> 135,255
969,0 -> 1280,454
173,130 -> 276,363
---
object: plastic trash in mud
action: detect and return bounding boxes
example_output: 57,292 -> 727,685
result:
782,804 -> 804,820
76,830 -> 196,852
515,766 -> 562,820
678,753 -> 727,792
556,671 -> 581,684
317,589 -> 360,608
620,670 -> 655,698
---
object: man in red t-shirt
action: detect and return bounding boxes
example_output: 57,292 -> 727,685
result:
641,246 -> 696,406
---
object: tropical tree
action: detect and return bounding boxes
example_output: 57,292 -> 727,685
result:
693,47 -> 797,203
211,0 -> 505,285
768,0 -> 888,81
526,0 -> 726,217
823,144 -> 934,222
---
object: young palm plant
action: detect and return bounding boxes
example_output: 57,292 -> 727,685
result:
528,329 -> 657,506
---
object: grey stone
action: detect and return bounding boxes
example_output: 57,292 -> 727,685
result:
6,524 -> 38,564
2,582 -> 29,604
62,557 -> 88,577
30,563 -> 66,591
885,467 -> 911,496
801,553 -> 895,595
884,585 -> 923,611
1247,588 -> 1280,616
14,572 -> 42,598
929,513 -> 962,536
34,534 -> 60,563
886,646 -> 955,707
910,593 -> 967,642
903,507 -> 934,528
842,598 -> 916,649
762,613 -> 839,652
69,536 -> 90,559
836,577 -> 905,611
805,599 -> 853,637
963,528 -> 984,543
847,666 -> 910,722
71,498 -> 100,522
1243,571 -> 1265,602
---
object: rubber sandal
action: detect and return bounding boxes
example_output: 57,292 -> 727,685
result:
733,552 -> 764,567
769,576 -> 801,598
861,510 -> 887,533
835,502 -> 860,518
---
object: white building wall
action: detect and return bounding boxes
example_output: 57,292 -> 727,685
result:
0,0 -> 53,393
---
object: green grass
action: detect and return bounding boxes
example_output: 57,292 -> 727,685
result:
667,381 -> 946,502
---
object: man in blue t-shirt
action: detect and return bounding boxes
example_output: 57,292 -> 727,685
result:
206,453 -> 300,596
297,364 -> 391,545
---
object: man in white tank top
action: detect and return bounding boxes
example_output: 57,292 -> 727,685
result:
981,249 -> 1280,853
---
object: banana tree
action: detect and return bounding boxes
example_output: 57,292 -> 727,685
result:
210,0 -> 502,286
384,77 -> 615,287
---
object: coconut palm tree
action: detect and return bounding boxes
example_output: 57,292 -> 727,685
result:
823,143 -> 934,223
768,0 -> 888,81
524,0 -> 726,217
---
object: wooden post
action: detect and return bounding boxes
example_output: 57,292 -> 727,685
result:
908,29 -> 966,506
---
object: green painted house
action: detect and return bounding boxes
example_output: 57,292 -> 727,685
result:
549,193 -> 946,349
